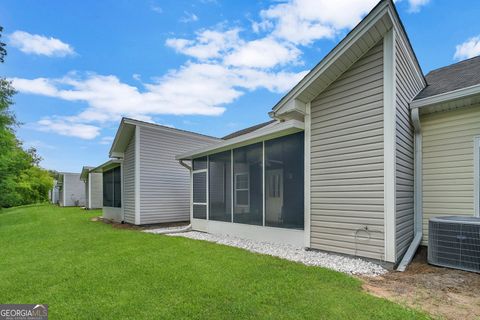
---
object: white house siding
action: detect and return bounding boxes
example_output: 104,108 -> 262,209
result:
310,40 -> 385,261
138,126 -> 218,224
421,105 -> 480,245
61,173 -> 86,207
123,134 -> 136,224
89,172 -> 103,209
393,32 -> 425,261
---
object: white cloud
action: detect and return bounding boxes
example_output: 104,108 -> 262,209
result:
99,136 -> 114,145
405,0 -> 430,13
224,37 -> 301,68
257,0 -> 378,45
11,65 -> 304,127
37,118 -> 100,139
9,30 -> 75,57
166,29 -> 241,60
454,36 -> 480,61
180,11 -> 199,23
150,3 -> 163,14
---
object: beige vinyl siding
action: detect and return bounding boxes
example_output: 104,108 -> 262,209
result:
394,32 -> 425,260
139,126 -> 219,224
421,105 -> 480,245
90,172 -> 103,209
123,134 -> 136,224
310,40 -> 385,261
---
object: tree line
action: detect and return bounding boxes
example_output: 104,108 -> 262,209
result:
0,26 -> 54,208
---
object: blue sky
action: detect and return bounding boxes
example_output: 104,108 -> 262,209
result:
1,0 -> 480,172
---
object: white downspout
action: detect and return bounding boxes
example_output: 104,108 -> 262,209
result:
397,108 -> 423,271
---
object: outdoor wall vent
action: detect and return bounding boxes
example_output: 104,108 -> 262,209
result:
428,216 -> 480,273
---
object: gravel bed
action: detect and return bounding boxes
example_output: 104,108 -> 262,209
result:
144,226 -> 190,234
165,231 -> 387,276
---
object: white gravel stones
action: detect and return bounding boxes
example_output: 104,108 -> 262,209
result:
166,231 -> 387,277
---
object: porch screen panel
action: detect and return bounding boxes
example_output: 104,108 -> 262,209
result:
103,169 -> 113,207
193,170 -> 207,219
209,151 -> 232,221
233,143 -> 263,226
113,166 -> 122,208
265,132 -> 304,229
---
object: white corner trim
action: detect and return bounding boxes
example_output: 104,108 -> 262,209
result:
88,173 -> 92,209
474,136 -> 480,217
262,141 -> 266,227
304,102 -> 311,248
63,174 -> 67,207
383,29 -> 397,263
134,125 -> 141,225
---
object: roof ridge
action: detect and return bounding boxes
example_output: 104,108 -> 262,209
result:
122,117 -> 220,140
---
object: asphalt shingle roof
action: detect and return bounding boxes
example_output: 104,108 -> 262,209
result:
414,55 -> 480,100
222,120 -> 275,140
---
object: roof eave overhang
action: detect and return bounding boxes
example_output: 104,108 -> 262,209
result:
176,119 -> 305,160
91,160 -> 122,173
80,166 -> 93,181
411,84 -> 480,114
109,118 -> 134,158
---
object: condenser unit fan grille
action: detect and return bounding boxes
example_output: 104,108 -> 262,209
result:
428,216 -> 480,273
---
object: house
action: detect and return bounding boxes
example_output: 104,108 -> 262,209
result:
49,179 -> 59,204
92,117 -> 221,224
177,0 -> 480,269
57,172 -> 86,207
80,166 -> 103,210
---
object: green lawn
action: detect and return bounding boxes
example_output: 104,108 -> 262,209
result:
0,205 -> 428,319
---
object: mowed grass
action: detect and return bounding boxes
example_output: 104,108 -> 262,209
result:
0,205 -> 428,319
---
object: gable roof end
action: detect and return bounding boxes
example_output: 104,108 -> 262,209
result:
109,117 -> 221,158
270,0 -> 425,119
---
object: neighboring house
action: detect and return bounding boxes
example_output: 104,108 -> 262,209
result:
92,117 -> 221,224
58,172 -> 86,207
80,166 -> 103,210
177,0 -> 480,269
49,180 -> 59,204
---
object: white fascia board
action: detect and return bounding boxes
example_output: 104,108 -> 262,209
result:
411,84 -> 480,109
109,118 -> 126,157
383,29 -> 397,263
176,119 -> 305,160
271,0 -> 390,115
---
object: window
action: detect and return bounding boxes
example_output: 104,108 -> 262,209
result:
233,143 -> 263,226
193,160 -> 207,219
103,166 -> 121,208
209,151 -> 232,222
265,132 -> 304,229
235,173 -> 249,207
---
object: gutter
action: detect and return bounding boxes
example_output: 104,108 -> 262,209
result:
178,160 -> 192,171
397,108 -> 423,271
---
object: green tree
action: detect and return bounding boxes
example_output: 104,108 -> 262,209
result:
0,26 -> 54,208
